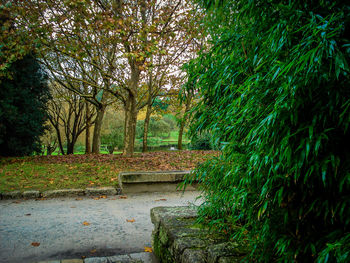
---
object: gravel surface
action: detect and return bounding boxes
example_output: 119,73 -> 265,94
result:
0,191 -> 201,263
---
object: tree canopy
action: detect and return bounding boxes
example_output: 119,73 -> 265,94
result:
14,0 -> 201,156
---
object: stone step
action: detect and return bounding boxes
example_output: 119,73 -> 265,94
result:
151,206 -> 249,263
118,171 -> 197,193
37,252 -> 159,263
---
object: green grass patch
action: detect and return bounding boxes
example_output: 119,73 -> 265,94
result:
0,161 -> 119,192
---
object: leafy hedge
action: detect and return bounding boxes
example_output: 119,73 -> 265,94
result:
185,0 -> 350,262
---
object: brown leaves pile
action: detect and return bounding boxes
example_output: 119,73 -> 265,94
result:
6,151 -> 219,172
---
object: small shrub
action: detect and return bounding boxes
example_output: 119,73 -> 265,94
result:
190,132 -> 217,150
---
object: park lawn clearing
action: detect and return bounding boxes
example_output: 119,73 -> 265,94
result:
0,150 -> 219,193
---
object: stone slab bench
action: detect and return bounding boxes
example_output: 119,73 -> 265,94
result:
118,171 -> 197,193
151,206 -> 249,263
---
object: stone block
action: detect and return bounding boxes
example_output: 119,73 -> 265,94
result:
119,171 -> 191,184
181,249 -> 207,263
165,226 -> 203,243
85,187 -> 117,196
84,257 -> 108,263
118,171 -> 197,193
23,190 -> 40,199
218,256 -> 244,263
106,254 -> 130,262
151,206 -> 250,263
43,189 -> 85,198
2,191 -> 22,199
150,206 -> 197,225
171,237 -> 207,261
162,216 -> 197,230
61,259 -> 83,263
128,252 -> 158,263
207,242 -> 248,263
120,182 -> 195,193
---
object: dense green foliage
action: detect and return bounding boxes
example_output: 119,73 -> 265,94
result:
0,55 -> 50,156
190,132 -> 218,150
101,118 -> 124,154
136,117 -> 172,139
185,0 -> 350,262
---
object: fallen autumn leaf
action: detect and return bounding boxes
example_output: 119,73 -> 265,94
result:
126,218 -> 135,223
31,242 -> 40,247
144,247 -> 153,253
82,221 -> 90,226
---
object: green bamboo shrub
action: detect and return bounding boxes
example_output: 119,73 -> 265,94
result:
185,0 -> 350,262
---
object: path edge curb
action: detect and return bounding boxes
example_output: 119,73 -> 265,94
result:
0,187 -> 122,200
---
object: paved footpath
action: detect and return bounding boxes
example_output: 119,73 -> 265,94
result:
0,191 -> 201,263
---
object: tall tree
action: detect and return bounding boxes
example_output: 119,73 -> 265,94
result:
0,55 -> 50,156
41,52 -> 113,154
47,82 -> 93,154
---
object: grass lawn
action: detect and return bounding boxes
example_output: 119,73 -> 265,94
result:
0,150 -> 219,193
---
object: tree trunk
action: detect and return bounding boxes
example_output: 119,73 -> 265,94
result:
123,92 -> 138,157
55,127 -> 65,155
66,141 -> 75,155
177,94 -> 192,150
85,101 -> 91,154
178,120 -> 185,150
92,104 -> 106,154
122,63 -> 140,157
142,103 -> 152,152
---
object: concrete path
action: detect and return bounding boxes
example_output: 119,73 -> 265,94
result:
0,191 -> 201,263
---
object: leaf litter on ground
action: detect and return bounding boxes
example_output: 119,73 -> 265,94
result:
0,151 -> 219,192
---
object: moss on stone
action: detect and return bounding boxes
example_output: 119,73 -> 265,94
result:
159,225 -> 169,245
